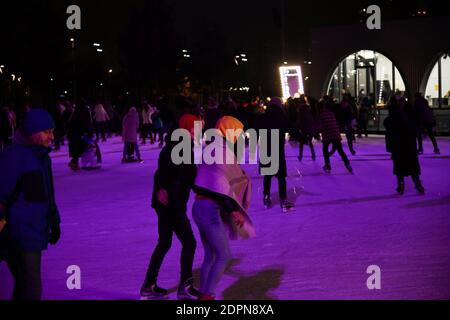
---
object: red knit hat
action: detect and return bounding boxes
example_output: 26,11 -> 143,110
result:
178,114 -> 202,132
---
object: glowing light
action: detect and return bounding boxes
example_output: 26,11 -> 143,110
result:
93,43 -> 101,47
70,38 -> 75,42
279,66 -> 305,101
108,69 -> 113,73
97,49 -> 103,52
11,74 -> 16,81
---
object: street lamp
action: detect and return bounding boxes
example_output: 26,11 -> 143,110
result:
69,37 -> 77,99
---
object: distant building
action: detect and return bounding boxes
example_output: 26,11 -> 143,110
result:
310,16 -> 450,134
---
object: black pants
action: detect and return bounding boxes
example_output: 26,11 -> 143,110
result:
343,124 -> 355,152
264,175 -> 287,200
358,120 -> 368,137
299,134 -> 316,160
323,140 -> 350,167
145,208 -> 197,285
95,122 -> 107,142
5,249 -> 42,300
417,126 -> 439,151
141,124 -> 154,144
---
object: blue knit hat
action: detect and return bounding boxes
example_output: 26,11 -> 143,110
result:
23,109 -> 55,136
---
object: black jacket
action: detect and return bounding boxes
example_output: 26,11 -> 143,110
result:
384,105 -> 421,177
255,105 -> 289,177
151,139 -> 197,213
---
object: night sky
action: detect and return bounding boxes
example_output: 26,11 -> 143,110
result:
0,0 -> 446,99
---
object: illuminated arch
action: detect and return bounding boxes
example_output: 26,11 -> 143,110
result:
325,50 -> 406,106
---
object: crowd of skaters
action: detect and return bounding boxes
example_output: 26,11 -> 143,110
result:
0,90 -> 443,189
0,89 -> 443,300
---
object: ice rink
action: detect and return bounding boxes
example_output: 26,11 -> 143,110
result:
1,135 -> 449,300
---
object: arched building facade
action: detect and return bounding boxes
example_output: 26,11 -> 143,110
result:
309,16 -> 450,133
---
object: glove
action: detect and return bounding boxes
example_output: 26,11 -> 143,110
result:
49,223 -> 61,245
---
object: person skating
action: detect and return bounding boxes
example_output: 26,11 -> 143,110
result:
338,93 -> 357,155
0,108 -> 61,300
319,97 -> 353,174
140,114 -> 202,300
255,97 -> 295,212
384,96 -> 425,195
414,93 -> 440,155
192,116 -> 255,300
94,102 -> 110,143
66,103 -> 94,171
296,95 -> 316,162
122,107 -> 143,163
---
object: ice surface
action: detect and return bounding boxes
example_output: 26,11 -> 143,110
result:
1,135 -> 449,300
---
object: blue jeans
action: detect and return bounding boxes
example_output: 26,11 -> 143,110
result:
193,198 -> 231,297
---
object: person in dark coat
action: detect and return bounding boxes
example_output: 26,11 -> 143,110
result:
66,103 -> 94,171
384,96 -> 425,195
255,97 -> 294,212
0,109 -> 61,300
414,93 -> 440,155
140,114 -> 201,301
338,93 -> 357,155
357,97 -> 371,138
297,95 -> 316,161
319,96 -> 353,174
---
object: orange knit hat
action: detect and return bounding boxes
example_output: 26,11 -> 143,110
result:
215,116 -> 244,143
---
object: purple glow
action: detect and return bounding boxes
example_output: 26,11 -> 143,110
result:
1,136 -> 449,300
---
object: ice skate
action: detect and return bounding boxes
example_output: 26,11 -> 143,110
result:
281,200 -> 295,213
396,182 -> 405,195
345,164 -> 354,174
263,195 -> 272,209
177,278 -> 200,301
140,282 -> 169,300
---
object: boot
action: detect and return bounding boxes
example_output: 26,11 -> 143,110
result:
177,278 -> 201,301
323,164 -> 331,173
412,176 -> 425,194
345,163 -> 353,174
433,148 -> 440,155
140,279 -> 168,300
281,199 -> 295,213
396,176 -> 405,195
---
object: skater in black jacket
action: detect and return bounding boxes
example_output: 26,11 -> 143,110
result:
255,97 -> 295,213
140,114 -> 202,300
